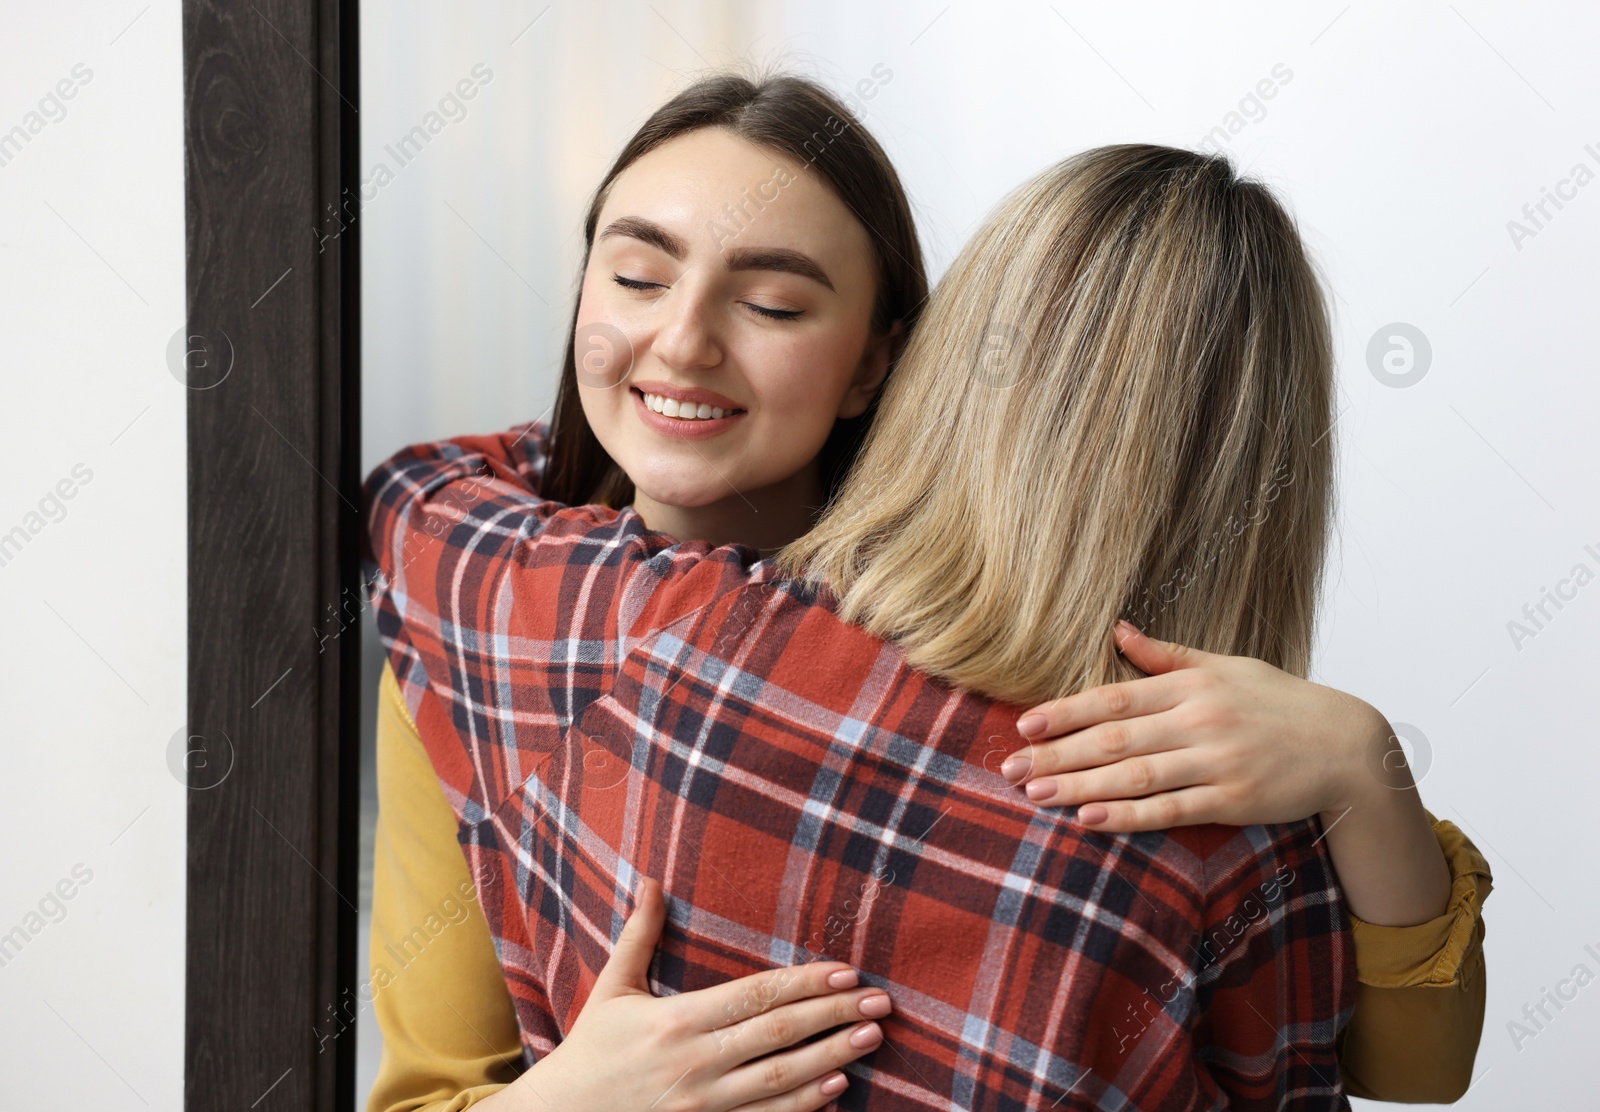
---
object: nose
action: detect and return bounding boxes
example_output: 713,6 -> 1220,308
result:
650,279 -> 723,373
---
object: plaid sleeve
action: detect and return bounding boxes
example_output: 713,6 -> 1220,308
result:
360,419 -> 622,820
359,418 -> 550,577
1188,821 -> 1356,1109
359,420 -> 776,822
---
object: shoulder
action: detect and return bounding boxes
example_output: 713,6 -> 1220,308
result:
619,539 -> 787,639
1176,819 -> 1341,908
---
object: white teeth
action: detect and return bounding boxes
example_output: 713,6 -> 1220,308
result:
641,392 -> 733,421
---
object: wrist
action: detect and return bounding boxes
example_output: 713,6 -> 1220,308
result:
488,1044 -> 581,1112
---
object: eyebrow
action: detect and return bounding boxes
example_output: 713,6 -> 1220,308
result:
726,247 -> 834,292
598,216 -> 687,260
598,216 -> 835,292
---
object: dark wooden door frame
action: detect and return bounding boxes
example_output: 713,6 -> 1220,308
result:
183,0 -> 361,1107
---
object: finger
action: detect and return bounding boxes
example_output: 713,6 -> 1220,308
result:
711,986 -> 892,1068
677,959 -> 861,1032
1010,671 -> 1185,759
1068,785 -> 1232,832
727,1070 -> 851,1112
716,1019 -> 884,1110
591,876 -> 664,999
1111,620 -> 1217,678
1006,698 -> 1189,783
1022,746 -> 1209,809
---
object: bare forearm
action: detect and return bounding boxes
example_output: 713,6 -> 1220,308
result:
1318,712 -> 1451,927
474,1083 -> 535,1112
472,1058 -> 573,1112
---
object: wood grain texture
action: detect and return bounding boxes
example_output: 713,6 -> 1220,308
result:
183,0 -> 360,1107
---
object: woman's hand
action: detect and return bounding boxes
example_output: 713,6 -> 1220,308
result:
494,877 -> 891,1112
1000,621 -> 1454,926
1000,620 -> 1392,832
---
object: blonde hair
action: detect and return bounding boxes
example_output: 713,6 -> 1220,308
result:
779,144 -> 1335,707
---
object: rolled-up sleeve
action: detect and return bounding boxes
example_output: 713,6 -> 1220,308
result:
1337,811 -> 1493,1103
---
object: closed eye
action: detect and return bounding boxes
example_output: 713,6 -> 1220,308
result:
612,274 -> 662,292
742,302 -> 803,321
613,274 -> 803,321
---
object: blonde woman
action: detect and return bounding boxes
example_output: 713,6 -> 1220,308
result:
363,74 -> 1484,1107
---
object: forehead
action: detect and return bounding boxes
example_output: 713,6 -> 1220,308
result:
597,127 -> 873,269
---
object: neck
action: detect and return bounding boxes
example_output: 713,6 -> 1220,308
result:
631,461 -> 826,554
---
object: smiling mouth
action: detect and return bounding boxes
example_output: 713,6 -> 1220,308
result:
634,388 -> 744,421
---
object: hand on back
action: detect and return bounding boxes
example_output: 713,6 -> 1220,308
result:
492,877 -> 890,1112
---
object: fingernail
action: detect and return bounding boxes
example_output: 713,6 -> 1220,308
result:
1116,620 -> 1138,636
1025,779 -> 1059,803
857,993 -> 892,1018
849,1022 -> 883,1048
826,969 -> 858,989
1000,755 -> 1029,783
820,1072 -> 849,1096
1017,714 -> 1047,737
1077,804 -> 1108,825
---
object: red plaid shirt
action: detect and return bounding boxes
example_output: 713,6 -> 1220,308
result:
362,421 -> 1355,1111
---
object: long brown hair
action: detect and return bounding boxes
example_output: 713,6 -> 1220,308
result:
782,145 -> 1336,706
544,71 -> 928,509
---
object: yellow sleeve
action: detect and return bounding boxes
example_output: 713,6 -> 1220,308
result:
1337,810 -> 1493,1103
367,660 -> 524,1112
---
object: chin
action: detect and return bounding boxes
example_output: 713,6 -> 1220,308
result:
629,473 -> 734,511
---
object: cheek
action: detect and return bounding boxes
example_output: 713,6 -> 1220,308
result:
573,277 -> 642,394
577,378 -> 629,453
573,267 -> 630,342
572,273 -> 614,343
752,327 -> 865,425
572,288 -> 633,448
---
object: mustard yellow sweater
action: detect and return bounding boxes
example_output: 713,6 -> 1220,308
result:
367,662 -> 1492,1110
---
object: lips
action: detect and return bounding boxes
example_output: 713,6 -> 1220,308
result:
629,384 -> 746,440
638,391 -> 732,420
629,380 -> 743,413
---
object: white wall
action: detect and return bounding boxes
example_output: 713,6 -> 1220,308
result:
0,1 -> 186,1106
357,2 -> 1600,1108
